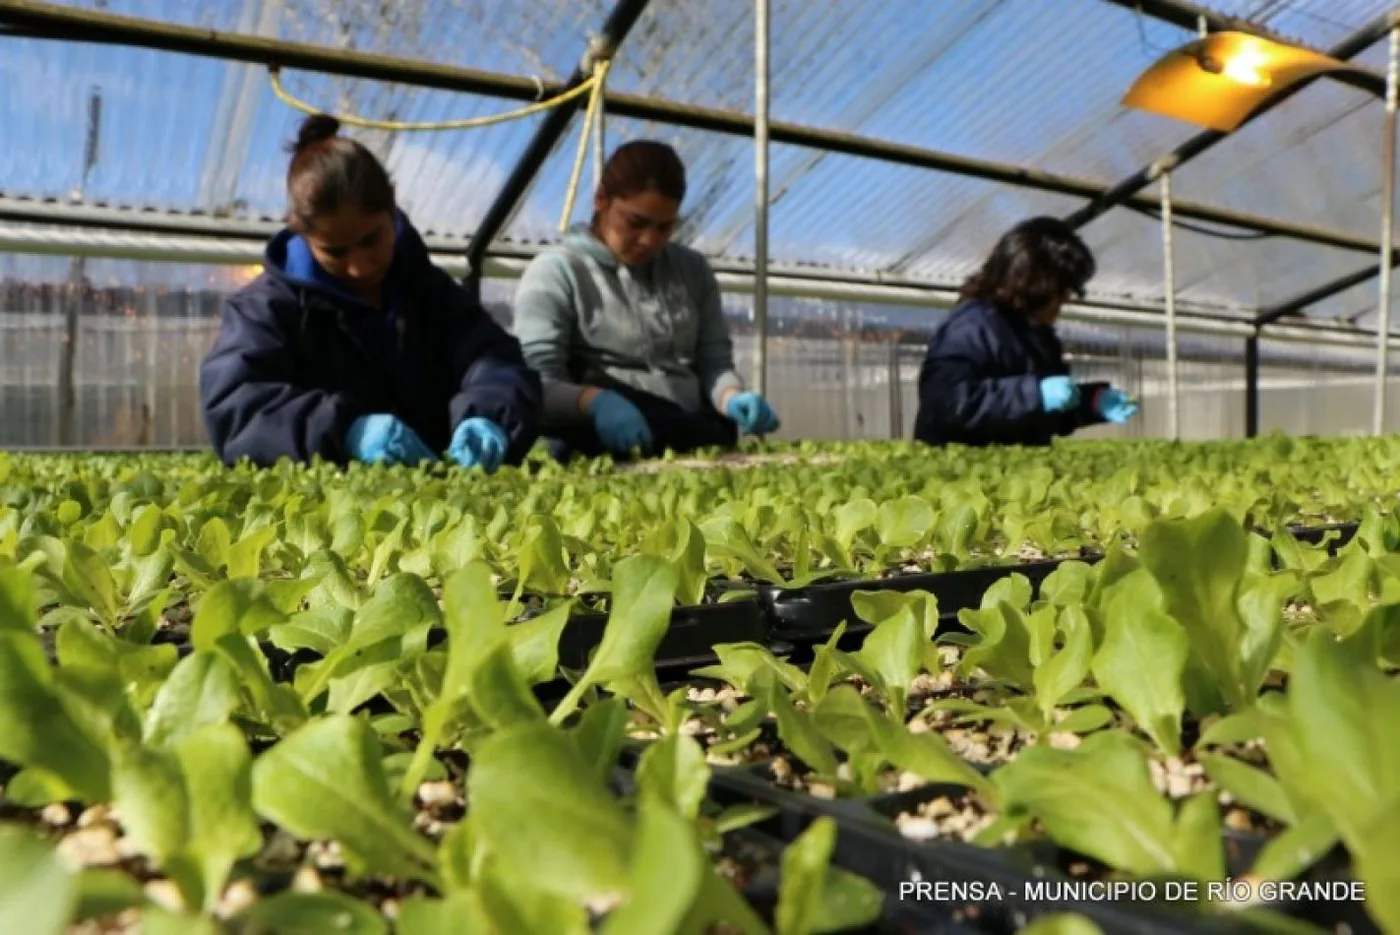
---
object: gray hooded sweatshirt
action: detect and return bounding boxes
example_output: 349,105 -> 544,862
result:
511,226 -> 744,426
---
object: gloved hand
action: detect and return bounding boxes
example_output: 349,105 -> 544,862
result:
346,413 -> 436,466
448,417 -> 509,473
587,390 -> 653,454
1096,387 -> 1140,424
1038,376 -> 1080,413
724,391 -> 781,435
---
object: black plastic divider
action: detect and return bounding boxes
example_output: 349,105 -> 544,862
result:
703,766 -> 1278,935
1282,521 -> 1358,552
556,598 -> 770,671
756,556 -> 1097,645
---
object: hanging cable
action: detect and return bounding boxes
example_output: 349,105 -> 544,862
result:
1127,201 -> 1275,240
268,64 -> 602,132
558,58 -> 612,232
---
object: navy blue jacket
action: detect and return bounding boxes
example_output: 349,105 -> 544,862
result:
912,299 -> 1106,447
200,216 -> 542,467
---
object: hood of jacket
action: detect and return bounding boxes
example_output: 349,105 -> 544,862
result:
260,210 -> 422,308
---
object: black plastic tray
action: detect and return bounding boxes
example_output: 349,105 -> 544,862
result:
756,556 -> 1096,643
703,765 -> 1303,935
556,597 -> 771,672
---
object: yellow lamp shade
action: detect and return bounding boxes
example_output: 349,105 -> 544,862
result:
1123,31 -> 1353,132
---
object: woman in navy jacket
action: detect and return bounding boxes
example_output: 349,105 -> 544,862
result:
913,217 -> 1139,447
200,114 -> 541,470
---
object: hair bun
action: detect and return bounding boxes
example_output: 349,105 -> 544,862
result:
294,113 -> 341,151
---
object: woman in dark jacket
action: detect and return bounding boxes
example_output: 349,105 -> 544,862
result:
912,217 -> 1139,447
200,114 -> 541,470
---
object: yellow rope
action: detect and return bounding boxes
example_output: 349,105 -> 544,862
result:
268,63 -> 603,132
558,58 -> 611,232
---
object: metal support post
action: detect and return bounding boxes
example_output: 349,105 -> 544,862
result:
753,0 -> 770,397
460,0 -> 650,300
1374,25 -> 1399,436
887,342 -> 903,438
1160,165 -> 1180,440
1244,333 -> 1259,438
57,86 -> 101,446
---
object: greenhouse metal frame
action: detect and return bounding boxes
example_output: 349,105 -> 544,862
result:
5,0 -> 1400,446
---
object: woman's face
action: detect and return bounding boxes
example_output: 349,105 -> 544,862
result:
592,189 -> 680,266
299,206 -> 396,298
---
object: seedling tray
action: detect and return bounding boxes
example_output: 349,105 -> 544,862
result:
557,597 -> 771,671
703,765 -> 1288,935
758,557 -> 1097,643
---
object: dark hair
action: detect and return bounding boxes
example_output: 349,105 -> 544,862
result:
960,216 -> 1096,318
598,140 -> 687,203
285,114 -> 395,230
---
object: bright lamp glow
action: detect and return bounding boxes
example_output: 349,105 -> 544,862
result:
1123,31 -> 1353,131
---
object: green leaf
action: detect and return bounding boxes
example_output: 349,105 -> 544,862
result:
1039,562 -> 1095,609
603,797 -> 704,935
569,696 -> 629,785
61,541 -> 119,627
143,651 -> 242,747
712,804 -> 780,835
994,731 -> 1181,878
175,724 -> 262,912
465,638 -> 545,730
268,606 -> 353,657
1194,709 -> 1264,749
550,555 -> 679,726
776,817 -> 883,935
514,516 -> 571,599
1172,791 -> 1225,883
875,496 -> 933,549
1309,551 -> 1373,613
0,563 -> 37,629
1351,800 -> 1400,935
234,891 -> 388,935
1052,705 -> 1114,734
854,603 -> 923,715
635,733 -> 709,820
111,744 -> 189,873
1138,510 -> 1250,710
395,895 -> 486,935
467,721 -> 632,904
141,909 -> 224,935
1251,811 -> 1340,882
227,524 -> 277,579
1034,606 -> 1093,722
507,602 -> 571,685
0,632 -> 110,801
1236,570 -> 1300,696
753,667 -> 838,777
191,579 -> 287,651
1283,625 -> 1400,853
1091,606 -> 1188,756
1200,754 -> 1297,826
957,602 -> 1034,690
251,715 -> 440,887
194,517 -> 232,572
833,499 -> 877,552
0,826 -> 76,935
71,869 -> 147,923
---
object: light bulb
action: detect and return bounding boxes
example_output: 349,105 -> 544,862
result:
1220,46 -> 1272,88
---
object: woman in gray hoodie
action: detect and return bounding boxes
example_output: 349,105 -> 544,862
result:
512,140 -> 781,461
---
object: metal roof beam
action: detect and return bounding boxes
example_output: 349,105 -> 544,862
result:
1254,260 -> 1396,325
1068,5 -> 1398,229
463,0 -> 651,290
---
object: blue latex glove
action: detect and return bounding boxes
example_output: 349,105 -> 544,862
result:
448,417 -> 509,473
1096,387 -> 1140,424
345,414 -> 436,465
588,390 -> 653,454
1038,376 -> 1080,413
724,391 -> 781,435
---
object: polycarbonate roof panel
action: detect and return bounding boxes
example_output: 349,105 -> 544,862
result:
4,0 -> 1400,326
